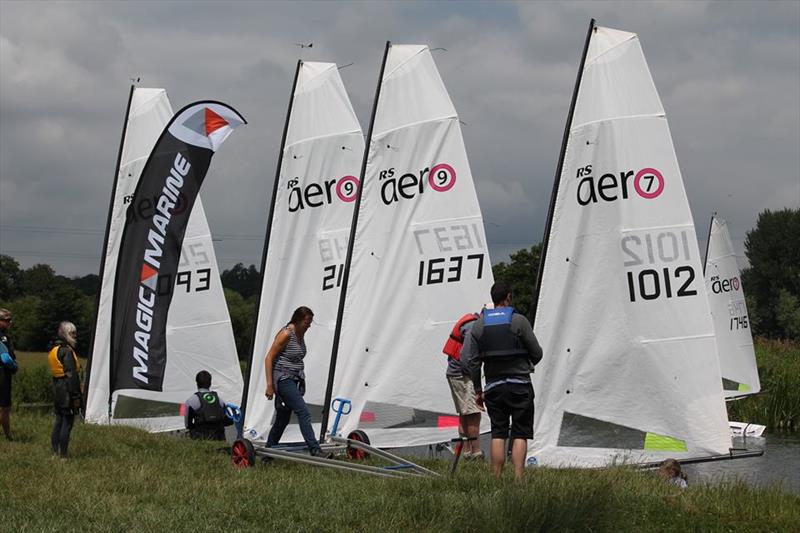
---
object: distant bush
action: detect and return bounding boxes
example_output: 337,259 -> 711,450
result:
11,364 -> 52,405
727,339 -> 800,431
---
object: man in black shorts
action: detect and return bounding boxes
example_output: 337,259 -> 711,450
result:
466,282 -> 542,479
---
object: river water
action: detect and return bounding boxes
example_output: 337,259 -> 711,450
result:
684,432 -> 800,493
416,432 -> 800,493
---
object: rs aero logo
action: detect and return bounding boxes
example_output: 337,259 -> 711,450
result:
575,165 -> 665,206
287,175 -> 360,212
379,163 -> 456,206
710,275 -> 740,294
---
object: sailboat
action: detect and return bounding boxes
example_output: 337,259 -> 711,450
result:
241,62 -> 364,441
704,214 -> 764,437
529,21 -> 734,467
84,87 -> 243,432
323,43 -> 494,448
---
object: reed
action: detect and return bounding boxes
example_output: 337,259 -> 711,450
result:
2,413 -> 797,532
13,340 -> 799,432
727,339 -> 800,431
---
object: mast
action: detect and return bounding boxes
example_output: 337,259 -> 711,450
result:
319,41 -> 391,440
531,19 -> 595,324
702,212 -> 716,275
84,83 -> 135,419
239,60 -> 303,423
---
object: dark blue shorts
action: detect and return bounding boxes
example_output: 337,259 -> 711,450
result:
485,382 -> 534,439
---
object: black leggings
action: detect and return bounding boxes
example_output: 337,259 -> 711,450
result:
51,413 -> 75,457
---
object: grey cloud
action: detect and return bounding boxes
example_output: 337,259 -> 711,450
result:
1,0 -> 797,276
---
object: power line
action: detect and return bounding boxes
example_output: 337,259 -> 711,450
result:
0,224 -> 103,235
0,249 -> 101,259
0,224 -> 264,240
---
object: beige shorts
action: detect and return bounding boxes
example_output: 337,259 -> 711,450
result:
447,375 -> 482,415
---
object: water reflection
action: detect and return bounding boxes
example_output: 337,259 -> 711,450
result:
685,432 -> 800,493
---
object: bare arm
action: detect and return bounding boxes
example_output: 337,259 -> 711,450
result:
264,329 -> 291,399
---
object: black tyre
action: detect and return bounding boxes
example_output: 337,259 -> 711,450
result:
346,430 -> 370,460
231,439 -> 255,468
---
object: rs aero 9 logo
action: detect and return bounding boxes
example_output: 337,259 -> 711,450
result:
379,163 -> 456,206
575,165 -> 664,206
287,175 -> 360,212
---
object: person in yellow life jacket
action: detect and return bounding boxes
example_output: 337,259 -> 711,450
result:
48,321 -> 82,458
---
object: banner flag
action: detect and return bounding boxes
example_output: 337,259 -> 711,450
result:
110,101 -> 245,392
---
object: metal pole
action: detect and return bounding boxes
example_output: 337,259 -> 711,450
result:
319,41 -> 391,440
637,449 -> 764,469
531,19 -> 595,324
84,83 -> 135,419
702,212 -> 716,275
239,60 -> 303,427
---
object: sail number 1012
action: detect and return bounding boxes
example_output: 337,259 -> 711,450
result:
621,230 -> 698,302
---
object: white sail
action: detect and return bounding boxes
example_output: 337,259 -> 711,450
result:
243,63 -> 364,440
530,25 -> 731,467
330,44 -> 494,448
85,88 -> 243,432
704,215 -> 760,397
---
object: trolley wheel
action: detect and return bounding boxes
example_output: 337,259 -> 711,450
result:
231,439 -> 255,468
346,430 -> 371,460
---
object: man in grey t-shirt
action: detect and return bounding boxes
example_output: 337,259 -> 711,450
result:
466,282 -> 542,479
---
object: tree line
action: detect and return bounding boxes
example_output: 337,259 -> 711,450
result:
0,208 -> 797,359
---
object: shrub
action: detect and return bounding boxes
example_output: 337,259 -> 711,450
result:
11,364 -> 52,405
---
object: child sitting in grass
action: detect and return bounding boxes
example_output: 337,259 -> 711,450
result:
659,458 -> 688,489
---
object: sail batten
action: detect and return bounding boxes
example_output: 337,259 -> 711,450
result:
704,215 -> 760,398
530,23 -> 731,467
327,43 -> 494,448
242,62 -> 364,441
85,88 -> 243,432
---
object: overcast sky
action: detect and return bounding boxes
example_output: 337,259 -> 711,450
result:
1,0 -> 798,278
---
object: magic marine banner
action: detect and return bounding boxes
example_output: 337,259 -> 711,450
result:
110,101 -> 246,392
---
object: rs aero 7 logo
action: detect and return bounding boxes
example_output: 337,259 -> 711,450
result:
575,165 -> 664,206
379,163 -> 456,206
287,175 -> 360,212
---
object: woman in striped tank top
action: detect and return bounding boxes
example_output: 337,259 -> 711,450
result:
264,306 -> 328,456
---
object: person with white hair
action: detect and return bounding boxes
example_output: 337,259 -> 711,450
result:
48,321 -> 83,458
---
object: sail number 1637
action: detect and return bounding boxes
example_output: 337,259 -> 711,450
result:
418,254 -> 485,286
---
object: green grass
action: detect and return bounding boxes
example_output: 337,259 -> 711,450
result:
13,351 -> 51,371
12,340 -> 800,432
1,413 -> 798,532
11,351 -> 86,406
727,339 -> 800,430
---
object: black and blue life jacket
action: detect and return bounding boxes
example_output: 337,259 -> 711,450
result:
478,307 -> 534,379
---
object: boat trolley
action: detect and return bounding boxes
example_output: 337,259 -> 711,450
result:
230,398 -> 439,478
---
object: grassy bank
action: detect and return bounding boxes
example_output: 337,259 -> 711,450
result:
726,339 -> 800,430
1,413 -> 798,532
12,339 -> 800,431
